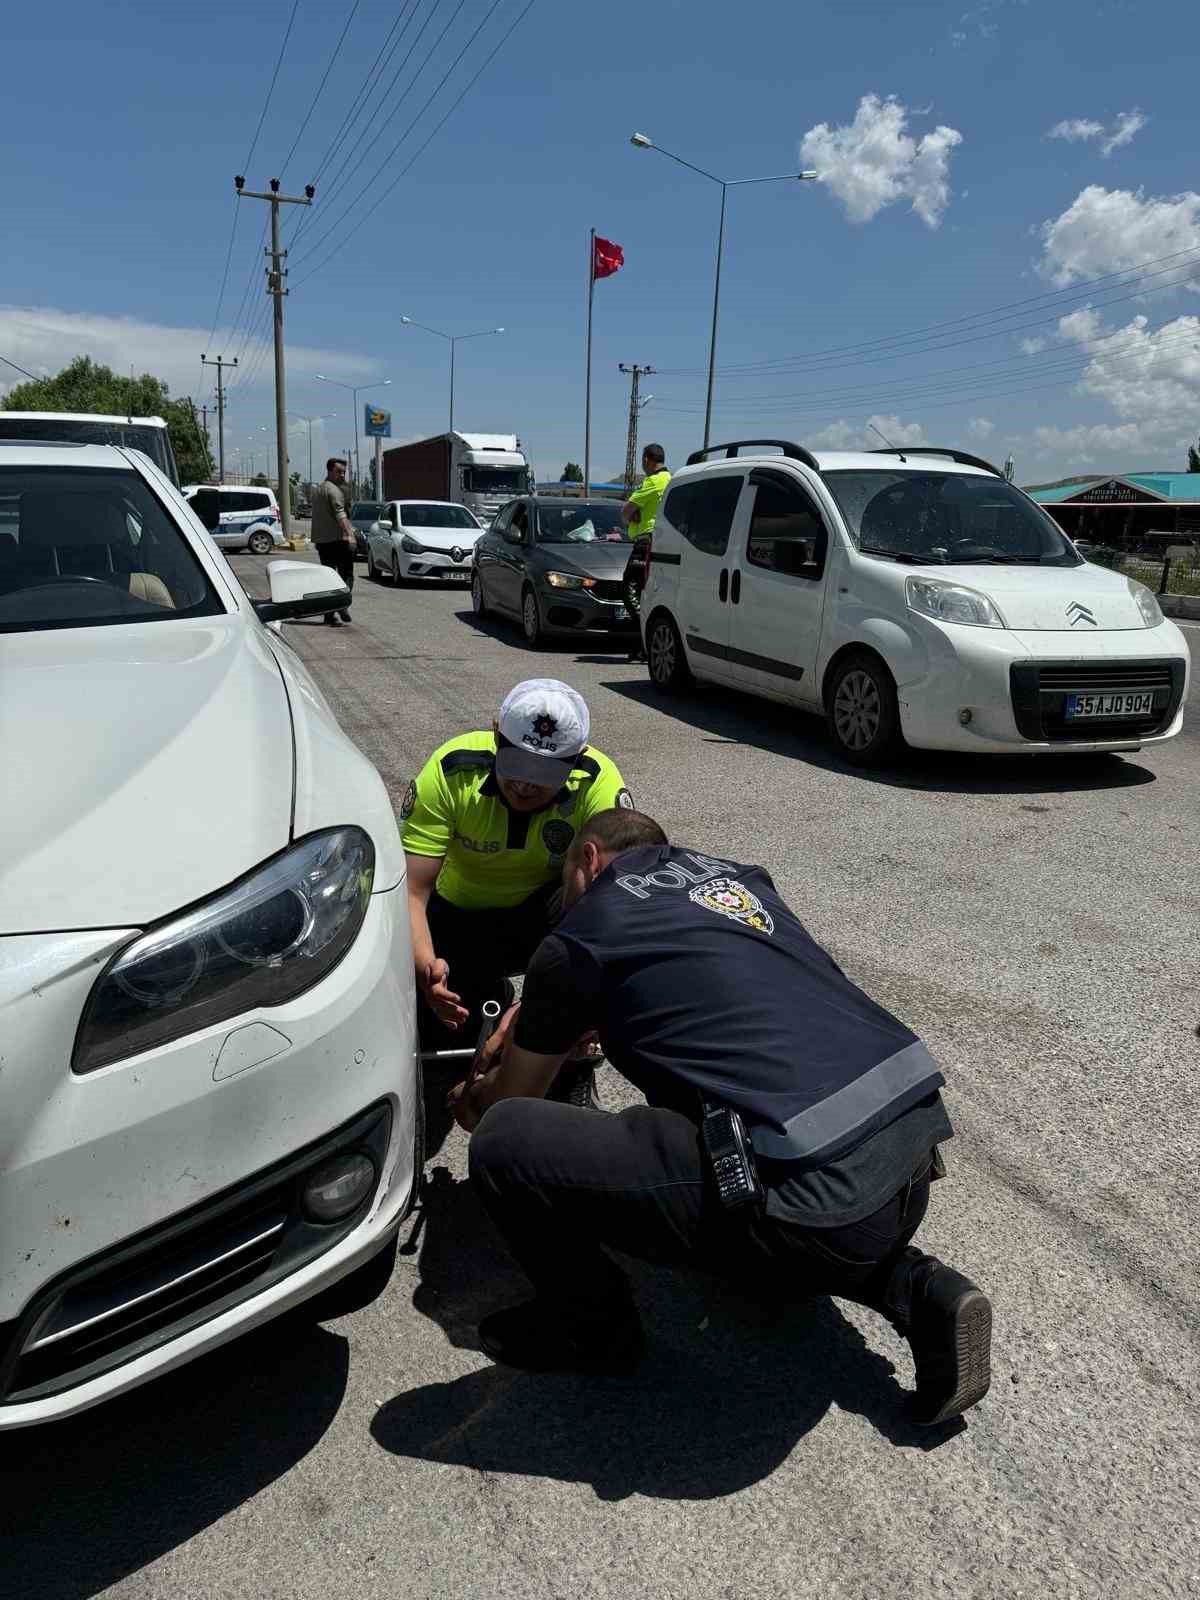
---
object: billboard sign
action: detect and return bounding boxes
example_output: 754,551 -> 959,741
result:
364,404 -> 392,438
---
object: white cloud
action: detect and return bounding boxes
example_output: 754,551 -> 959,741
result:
0,306 -> 378,406
800,95 -> 963,229
1020,336 -> 1048,355
1028,419 -> 1188,468
967,416 -> 995,438
809,414 -> 928,450
1058,310 -> 1200,421
1048,118 -> 1105,144
1037,185 -> 1200,288
1046,110 -> 1147,157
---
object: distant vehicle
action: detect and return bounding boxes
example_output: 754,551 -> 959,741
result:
367,500 -> 485,584
185,484 -> 283,554
639,441 -> 1190,765
0,439 -> 420,1428
471,496 -> 636,646
0,412 -> 180,486
349,501 -> 387,558
382,432 -> 533,527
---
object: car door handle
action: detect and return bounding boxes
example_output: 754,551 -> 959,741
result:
730,570 -> 741,605
718,568 -> 728,602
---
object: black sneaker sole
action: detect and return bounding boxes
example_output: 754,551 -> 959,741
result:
916,1287 -> 992,1426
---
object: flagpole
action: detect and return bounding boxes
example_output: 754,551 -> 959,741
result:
584,227 -> 595,497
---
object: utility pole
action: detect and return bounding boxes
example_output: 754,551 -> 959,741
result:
201,405 -> 212,475
200,353 -> 238,483
236,175 -> 314,544
619,363 -> 656,494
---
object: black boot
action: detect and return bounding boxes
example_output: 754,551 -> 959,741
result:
478,1297 -> 644,1375
882,1248 -> 992,1426
546,1059 -> 601,1110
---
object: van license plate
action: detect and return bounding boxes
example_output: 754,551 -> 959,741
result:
1065,691 -> 1154,719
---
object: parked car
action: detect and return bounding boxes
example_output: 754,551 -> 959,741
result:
0,441 -> 420,1427
639,441 -> 1190,765
349,501 -> 386,558
471,496 -> 636,645
366,499 -> 485,584
185,484 -> 284,554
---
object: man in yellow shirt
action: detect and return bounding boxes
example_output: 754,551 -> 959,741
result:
403,678 -> 632,1062
621,444 -> 671,660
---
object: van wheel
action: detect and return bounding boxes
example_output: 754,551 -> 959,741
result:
647,613 -> 690,693
827,653 -> 903,767
248,530 -> 273,555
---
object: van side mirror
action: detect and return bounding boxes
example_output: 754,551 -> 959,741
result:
251,558 -> 348,622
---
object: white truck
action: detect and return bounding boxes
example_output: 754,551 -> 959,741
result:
382,431 -> 533,526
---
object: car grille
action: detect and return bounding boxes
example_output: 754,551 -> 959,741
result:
0,1102 -> 391,1406
1009,659 -> 1185,742
591,579 -> 625,602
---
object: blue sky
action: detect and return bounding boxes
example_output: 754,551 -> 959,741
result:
4,0 -> 1199,484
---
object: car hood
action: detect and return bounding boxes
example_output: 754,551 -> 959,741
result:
532,540 -> 630,577
0,619 -> 293,934
404,525 -> 484,553
929,561 -> 1157,631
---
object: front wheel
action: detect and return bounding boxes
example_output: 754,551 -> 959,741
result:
367,547 -> 381,581
471,571 -> 489,617
247,530 -> 273,555
521,586 -> 544,647
391,553 -> 404,587
646,612 -> 690,693
827,653 -> 904,767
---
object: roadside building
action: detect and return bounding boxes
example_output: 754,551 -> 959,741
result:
1028,472 -> 1200,550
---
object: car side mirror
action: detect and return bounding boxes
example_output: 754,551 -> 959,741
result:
252,558 -> 348,622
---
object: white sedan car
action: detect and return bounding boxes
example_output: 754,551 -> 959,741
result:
0,442 -> 420,1428
366,499 -> 484,585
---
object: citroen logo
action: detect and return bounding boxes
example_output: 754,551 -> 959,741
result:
1067,602 -> 1096,626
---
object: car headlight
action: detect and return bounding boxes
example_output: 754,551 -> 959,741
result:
400,534 -> 423,554
905,576 -> 1005,628
73,828 -> 375,1074
1130,582 -> 1163,627
545,571 -> 596,590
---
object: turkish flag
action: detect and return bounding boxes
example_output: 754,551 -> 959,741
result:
593,236 -> 624,280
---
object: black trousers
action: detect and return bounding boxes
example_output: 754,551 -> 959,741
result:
420,885 -> 558,1048
621,535 -> 651,616
316,539 -> 354,617
470,1096 -> 930,1327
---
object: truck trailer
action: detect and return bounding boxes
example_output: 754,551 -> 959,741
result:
381,432 -> 532,526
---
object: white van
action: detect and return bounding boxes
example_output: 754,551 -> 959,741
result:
639,441 -> 1190,765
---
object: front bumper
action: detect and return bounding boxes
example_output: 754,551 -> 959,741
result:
537,581 -> 636,634
398,550 -> 475,581
894,621 -> 1190,753
0,885 -> 418,1429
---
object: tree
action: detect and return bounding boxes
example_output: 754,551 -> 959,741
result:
1188,438 -> 1200,474
561,461 -> 583,483
0,355 -> 213,483
252,472 -> 270,486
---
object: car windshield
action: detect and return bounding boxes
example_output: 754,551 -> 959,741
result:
352,503 -> 383,521
535,503 -> 625,543
464,467 -> 527,496
823,470 -> 1081,566
0,466 -> 223,633
0,418 -> 178,484
399,504 -> 479,530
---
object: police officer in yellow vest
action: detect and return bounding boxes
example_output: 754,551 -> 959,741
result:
403,679 -> 632,1079
621,443 -> 671,660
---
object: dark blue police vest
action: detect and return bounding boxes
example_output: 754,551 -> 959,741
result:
555,846 -> 944,1169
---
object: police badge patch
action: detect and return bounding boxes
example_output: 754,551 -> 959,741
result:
617,788 -> 635,809
689,878 -> 774,935
400,780 -> 417,819
542,819 -> 575,857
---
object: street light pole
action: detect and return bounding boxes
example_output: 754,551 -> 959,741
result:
400,319 -> 504,434
289,412 -> 336,493
630,134 -> 817,449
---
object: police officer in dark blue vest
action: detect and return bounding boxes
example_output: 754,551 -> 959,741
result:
453,808 -> 992,1426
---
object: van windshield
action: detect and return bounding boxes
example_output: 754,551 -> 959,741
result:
824,470 -> 1081,566
0,417 -> 179,485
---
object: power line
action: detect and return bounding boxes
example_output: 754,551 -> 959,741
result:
292,0 -> 537,289
277,0 -> 366,179
0,353 -> 39,380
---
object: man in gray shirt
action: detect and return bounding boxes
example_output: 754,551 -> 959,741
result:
311,457 -> 355,627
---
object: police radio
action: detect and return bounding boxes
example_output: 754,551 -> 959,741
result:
701,1101 -> 763,1211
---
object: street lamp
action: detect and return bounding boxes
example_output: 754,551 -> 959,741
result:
631,132 -> 817,449
399,318 -> 504,433
314,376 -> 392,497
288,411 -> 336,493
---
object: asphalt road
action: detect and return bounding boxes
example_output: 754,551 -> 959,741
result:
7,554 -> 1198,1600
